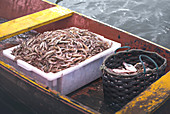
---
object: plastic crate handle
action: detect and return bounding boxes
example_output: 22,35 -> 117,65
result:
139,55 -> 158,74
114,46 -> 131,54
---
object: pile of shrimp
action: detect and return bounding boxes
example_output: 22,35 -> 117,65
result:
12,27 -> 111,73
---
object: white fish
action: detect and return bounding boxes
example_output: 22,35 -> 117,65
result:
123,62 -> 137,72
111,68 -> 136,74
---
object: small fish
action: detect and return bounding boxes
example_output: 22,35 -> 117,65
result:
134,62 -> 148,69
123,62 -> 137,72
137,67 -> 152,73
12,27 -> 111,73
111,68 -> 136,74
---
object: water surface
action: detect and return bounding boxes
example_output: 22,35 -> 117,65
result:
50,0 -> 170,49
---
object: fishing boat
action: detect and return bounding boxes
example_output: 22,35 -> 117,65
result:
0,0 -> 169,113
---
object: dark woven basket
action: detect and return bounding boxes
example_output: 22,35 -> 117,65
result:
100,49 -> 167,111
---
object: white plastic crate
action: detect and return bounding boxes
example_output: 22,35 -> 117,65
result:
3,34 -> 121,95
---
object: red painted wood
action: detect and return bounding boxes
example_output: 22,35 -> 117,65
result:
0,0 -> 55,20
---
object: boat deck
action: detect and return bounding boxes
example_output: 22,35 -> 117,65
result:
68,78 -> 116,113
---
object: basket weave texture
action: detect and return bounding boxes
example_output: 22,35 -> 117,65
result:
101,49 -> 167,110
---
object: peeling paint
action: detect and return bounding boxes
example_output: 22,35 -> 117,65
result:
116,72 -> 170,114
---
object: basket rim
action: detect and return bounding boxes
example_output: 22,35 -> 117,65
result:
102,49 -> 167,77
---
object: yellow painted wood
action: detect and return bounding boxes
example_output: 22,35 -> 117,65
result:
42,0 -> 58,5
116,71 -> 170,114
0,6 -> 73,41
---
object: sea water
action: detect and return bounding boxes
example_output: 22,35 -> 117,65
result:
49,0 -> 170,49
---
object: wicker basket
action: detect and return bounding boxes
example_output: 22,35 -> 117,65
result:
100,49 -> 167,111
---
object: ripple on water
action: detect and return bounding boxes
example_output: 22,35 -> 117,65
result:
57,0 -> 170,49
